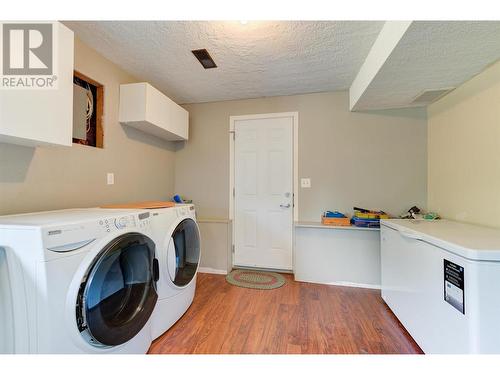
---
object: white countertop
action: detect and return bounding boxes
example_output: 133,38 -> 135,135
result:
381,219 -> 500,261
295,221 -> 380,231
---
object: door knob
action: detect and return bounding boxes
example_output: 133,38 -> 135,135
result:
280,204 -> 291,208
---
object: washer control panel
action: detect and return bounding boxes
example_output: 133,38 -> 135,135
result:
43,211 -> 153,255
98,214 -> 137,233
138,212 -> 151,229
114,216 -> 131,229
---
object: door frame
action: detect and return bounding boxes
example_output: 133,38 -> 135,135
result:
229,112 -> 299,268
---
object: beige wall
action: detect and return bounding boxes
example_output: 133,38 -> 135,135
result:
0,38 -> 176,215
428,60 -> 500,228
177,91 -> 427,221
198,220 -> 232,273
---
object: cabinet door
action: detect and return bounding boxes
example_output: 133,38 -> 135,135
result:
120,82 -> 189,141
0,22 -> 74,147
169,101 -> 189,140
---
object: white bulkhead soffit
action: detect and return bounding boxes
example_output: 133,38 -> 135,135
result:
349,21 -> 500,110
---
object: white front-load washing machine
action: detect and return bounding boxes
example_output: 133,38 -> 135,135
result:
149,204 -> 201,340
0,208 -> 159,354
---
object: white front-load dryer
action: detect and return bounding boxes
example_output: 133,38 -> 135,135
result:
149,204 -> 201,340
0,208 -> 159,354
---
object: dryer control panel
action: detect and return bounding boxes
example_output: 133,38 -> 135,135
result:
176,204 -> 195,218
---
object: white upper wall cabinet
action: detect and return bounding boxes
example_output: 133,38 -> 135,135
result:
0,22 -> 74,147
119,83 -> 188,141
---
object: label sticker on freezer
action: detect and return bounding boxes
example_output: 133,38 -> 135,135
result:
444,259 -> 465,314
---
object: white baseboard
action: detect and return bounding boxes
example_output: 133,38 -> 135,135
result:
296,278 -> 381,290
198,267 -> 228,275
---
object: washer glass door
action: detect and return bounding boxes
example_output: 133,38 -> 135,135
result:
168,218 -> 201,287
77,232 -> 158,347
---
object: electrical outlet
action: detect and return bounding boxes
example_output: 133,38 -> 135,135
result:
301,178 -> 311,188
107,173 -> 114,185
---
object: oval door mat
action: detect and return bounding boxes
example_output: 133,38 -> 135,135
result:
226,269 -> 286,290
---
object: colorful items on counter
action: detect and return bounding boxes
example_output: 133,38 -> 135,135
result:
399,206 -> 440,220
323,211 -> 346,218
400,206 -> 421,219
172,195 -> 193,204
321,206 -> 439,228
423,212 -> 440,220
350,207 -> 389,228
321,211 -> 351,226
321,208 -> 389,228
350,217 -> 381,228
173,194 -> 184,203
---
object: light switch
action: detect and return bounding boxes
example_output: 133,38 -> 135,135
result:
107,173 -> 114,185
301,178 -> 311,188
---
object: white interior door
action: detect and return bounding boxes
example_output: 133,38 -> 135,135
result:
234,115 -> 293,270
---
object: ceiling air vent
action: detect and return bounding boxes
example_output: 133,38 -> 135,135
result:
192,49 -> 217,69
412,88 -> 455,105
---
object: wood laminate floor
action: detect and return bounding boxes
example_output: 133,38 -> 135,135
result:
148,273 -> 423,354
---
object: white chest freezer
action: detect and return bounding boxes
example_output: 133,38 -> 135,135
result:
380,219 -> 500,354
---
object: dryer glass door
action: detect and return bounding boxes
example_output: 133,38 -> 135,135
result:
77,232 -> 158,347
169,218 -> 201,287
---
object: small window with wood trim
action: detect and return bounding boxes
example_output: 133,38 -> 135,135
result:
72,71 -> 103,148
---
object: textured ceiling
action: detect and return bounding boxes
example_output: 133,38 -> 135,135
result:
63,21 -> 384,104
353,21 -> 500,110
